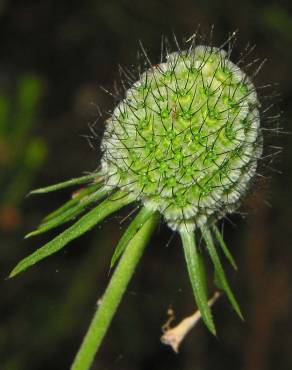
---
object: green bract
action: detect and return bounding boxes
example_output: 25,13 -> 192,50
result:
101,46 -> 262,231
11,40 -> 265,370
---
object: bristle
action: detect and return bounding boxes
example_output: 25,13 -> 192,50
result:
100,37 -> 267,231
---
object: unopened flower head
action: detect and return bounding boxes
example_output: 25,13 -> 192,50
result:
101,45 -> 262,230
13,37 -> 272,366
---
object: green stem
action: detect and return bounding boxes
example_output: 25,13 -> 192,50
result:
71,212 -> 159,370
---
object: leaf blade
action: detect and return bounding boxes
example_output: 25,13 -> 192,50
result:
212,225 -> 237,270
180,226 -> 216,335
43,183 -> 101,222
26,187 -> 109,238
202,226 -> 243,320
10,191 -> 133,278
29,173 -> 100,195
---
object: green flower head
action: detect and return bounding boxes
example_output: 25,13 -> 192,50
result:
101,45 -> 262,231
11,36 -> 268,370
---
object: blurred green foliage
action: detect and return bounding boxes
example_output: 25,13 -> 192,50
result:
261,5 -> 292,36
0,74 -> 47,230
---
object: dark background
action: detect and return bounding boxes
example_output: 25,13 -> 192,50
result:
0,1 -> 291,369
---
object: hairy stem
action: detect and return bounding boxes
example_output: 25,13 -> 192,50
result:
71,211 -> 159,370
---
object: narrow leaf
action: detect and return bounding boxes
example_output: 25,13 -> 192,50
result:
212,225 -> 237,270
180,226 -> 216,335
25,187 -> 109,238
10,191 -> 133,278
43,183 -> 101,222
110,206 -> 154,268
29,173 -> 100,195
214,269 -> 224,290
202,226 -> 243,320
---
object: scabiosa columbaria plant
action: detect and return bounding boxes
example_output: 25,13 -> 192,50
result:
11,34 -> 265,370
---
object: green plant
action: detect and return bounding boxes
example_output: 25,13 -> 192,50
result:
10,37 -> 263,370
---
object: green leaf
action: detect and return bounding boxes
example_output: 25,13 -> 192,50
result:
25,187 -> 109,238
180,226 -> 216,335
212,225 -> 237,270
43,183 -> 101,222
9,191 -> 133,278
214,269 -> 224,290
201,226 -> 243,320
110,206 -> 154,268
29,173 -> 100,195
